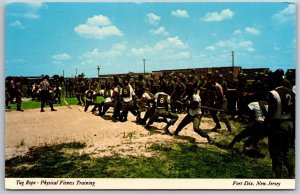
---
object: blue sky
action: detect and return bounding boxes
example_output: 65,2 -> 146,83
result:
5,2 -> 296,77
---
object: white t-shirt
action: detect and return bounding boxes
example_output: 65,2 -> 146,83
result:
121,84 -> 135,102
142,92 -> 153,101
154,92 -> 171,109
188,94 -> 202,116
248,101 -> 267,122
99,89 -> 113,103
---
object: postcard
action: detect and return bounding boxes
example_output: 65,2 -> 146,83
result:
4,0 -> 296,190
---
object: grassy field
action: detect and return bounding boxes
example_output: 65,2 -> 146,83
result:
6,140 -> 276,178
7,97 -> 104,110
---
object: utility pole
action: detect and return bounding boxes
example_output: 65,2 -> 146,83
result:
75,68 -> 77,76
63,70 -> 64,77
231,51 -> 235,72
97,66 -> 100,78
143,59 -> 146,75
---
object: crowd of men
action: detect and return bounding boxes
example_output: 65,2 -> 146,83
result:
5,68 -> 296,178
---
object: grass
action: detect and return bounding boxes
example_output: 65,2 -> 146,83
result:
6,140 -> 283,178
7,97 -> 104,110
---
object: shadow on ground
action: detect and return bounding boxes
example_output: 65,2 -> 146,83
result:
5,140 -> 277,178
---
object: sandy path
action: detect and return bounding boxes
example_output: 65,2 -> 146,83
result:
5,105 -> 226,159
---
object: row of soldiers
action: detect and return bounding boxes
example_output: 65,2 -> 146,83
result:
72,69 -> 295,121
79,69 -> 295,178
5,77 -> 62,111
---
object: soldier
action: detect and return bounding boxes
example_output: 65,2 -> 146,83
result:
228,101 -> 268,153
174,75 -> 186,113
158,74 -> 168,94
144,88 -> 179,134
76,78 -> 86,106
265,69 -> 295,178
98,83 -> 114,116
285,70 -> 295,94
112,76 -> 123,120
135,75 -> 147,98
209,74 -> 232,132
225,72 -> 238,119
119,76 -> 138,122
5,78 -> 13,110
202,72 -> 215,115
15,81 -> 24,111
136,87 -> 155,125
236,73 -> 250,121
39,75 -> 57,112
173,89 -> 214,144
149,74 -> 159,94
166,74 -> 176,113
84,86 -> 96,112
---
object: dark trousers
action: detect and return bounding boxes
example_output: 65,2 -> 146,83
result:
268,120 -> 295,178
40,90 -> 54,110
99,101 -> 114,115
119,100 -> 137,121
148,108 -> 178,126
174,114 -> 209,138
229,121 -> 264,148
227,93 -> 237,118
84,100 -> 93,112
141,105 -> 156,123
113,99 -> 122,118
211,98 -> 231,131
16,95 -> 22,110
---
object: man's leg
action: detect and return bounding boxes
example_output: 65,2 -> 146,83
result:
173,114 -> 192,135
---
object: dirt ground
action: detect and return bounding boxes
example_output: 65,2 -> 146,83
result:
5,105 -> 231,160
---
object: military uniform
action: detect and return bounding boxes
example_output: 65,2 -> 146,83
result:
39,76 -> 57,112
98,88 -> 114,116
119,83 -> 138,122
137,90 -> 155,125
228,101 -> 268,150
84,89 -> 96,112
267,85 -> 295,178
210,82 -> 232,132
145,92 -> 178,133
15,82 -> 24,111
226,75 -> 238,119
173,93 -> 213,143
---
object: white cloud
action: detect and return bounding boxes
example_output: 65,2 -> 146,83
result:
210,38 -> 255,52
150,26 -> 169,36
9,20 -> 24,29
74,15 -> 123,39
131,36 -> 189,60
80,42 -> 127,66
171,9 -> 189,18
202,9 -> 234,22
205,46 -> 216,51
233,29 -> 242,35
164,36 -> 188,49
87,15 -> 111,26
52,53 -> 71,61
272,4 -> 296,23
24,13 -> 40,19
233,27 -> 260,36
146,13 -> 161,25
245,27 -> 260,35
